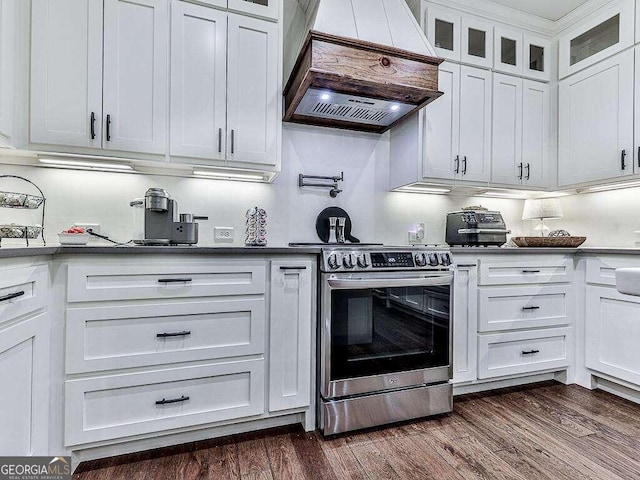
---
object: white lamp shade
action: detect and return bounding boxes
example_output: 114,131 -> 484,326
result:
522,198 -> 563,220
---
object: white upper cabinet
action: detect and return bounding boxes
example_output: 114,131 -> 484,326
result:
524,34 -> 551,82
558,0 -> 635,79
457,66 -> 491,182
423,62 -> 459,180
170,2 -> 227,160
0,0 -> 15,146
228,0 -> 279,21
635,47 -> 640,174
492,74 -> 523,186
558,50 -> 634,187
31,0 -> 103,148
426,7 -> 492,69
102,0 -> 169,155
492,75 -> 549,187
494,26 -> 523,75
226,13 -> 278,166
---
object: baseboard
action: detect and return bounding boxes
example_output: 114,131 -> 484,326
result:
453,372 -> 557,396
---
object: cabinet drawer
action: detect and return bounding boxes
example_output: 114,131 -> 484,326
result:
66,298 -> 265,374
0,265 -> 48,325
478,285 -> 571,332
478,327 -> 571,379
479,258 -> 573,285
65,359 -> 265,446
586,257 -> 640,286
67,261 -> 266,302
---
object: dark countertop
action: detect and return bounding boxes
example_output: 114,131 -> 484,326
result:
0,245 -> 323,258
451,247 -> 580,255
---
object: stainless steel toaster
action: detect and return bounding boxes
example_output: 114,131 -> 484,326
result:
445,210 -> 511,246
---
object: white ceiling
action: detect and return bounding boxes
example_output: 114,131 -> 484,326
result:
486,0 -> 591,21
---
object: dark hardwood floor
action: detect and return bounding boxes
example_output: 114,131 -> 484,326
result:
74,381 -> 640,480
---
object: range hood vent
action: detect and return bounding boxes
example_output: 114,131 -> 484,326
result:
283,0 -> 444,134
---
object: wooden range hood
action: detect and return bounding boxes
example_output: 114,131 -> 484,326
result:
283,31 -> 444,134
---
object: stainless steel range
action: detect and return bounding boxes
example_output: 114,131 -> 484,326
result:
318,246 -> 454,436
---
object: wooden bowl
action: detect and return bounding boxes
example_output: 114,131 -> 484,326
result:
511,236 -> 586,248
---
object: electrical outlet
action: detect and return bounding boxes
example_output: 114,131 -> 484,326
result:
408,231 -> 418,243
74,223 -> 100,234
214,227 -> 234,243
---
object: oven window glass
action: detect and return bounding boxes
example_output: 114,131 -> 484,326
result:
330,285 -> 450,381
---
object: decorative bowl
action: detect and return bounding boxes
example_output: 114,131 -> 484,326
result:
512,236 -> 586,248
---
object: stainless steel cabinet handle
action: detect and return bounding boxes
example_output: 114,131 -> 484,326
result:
231,129 -> 235,154
522,349 -> 540,355
90,112 -> 96,140
157,331 -> 191,338
156,395 -> 189,406
518,162 -> 523,180
106,114 -> 112,141
157,278 -> 193,283
454,155 -> 460,174
280,266 -> 307,270
525,163 -> 530,180
622,149 -> 627,170
0,291 -> 25,303
522,306 -> 540,311
462,156 -> 467,175
218,128 -> 222,153
522,270 -> 541,273
456,264 -> 477,268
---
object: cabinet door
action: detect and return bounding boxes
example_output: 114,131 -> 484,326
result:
423,62 -> 459,180
458,66 -> 491,182
491,73 -> 522,186
228,0 -> 279,21
226,13 -> 278,166
453,265 -> 478,384
0,314 -> 49,455
559,0 -> 634,79
634,47 -> 640,174
170,2 -> 227,160
30,0 -> 103,148
0,0 -> 14,146
494,26 -> 523,76
522,80 -> 550,188
269,260 -> 313,412
103,0 -> 168,155
558,50 -> 634,187
524,34 -> 551,82
586,286 -> 640,386
461,16 -> 493,69
426,6 -> 460,62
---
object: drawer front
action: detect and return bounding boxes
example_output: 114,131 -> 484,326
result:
66,298 -> 266,374
65,359 -> 265,446
478,327 -> 572,379
478,285 -> 571,332
479,259 -> 573,286
67,261 -> 266,302
0,265 -> 48,325
585,257 -> 640,286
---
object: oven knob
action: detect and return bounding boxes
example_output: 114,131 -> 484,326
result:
327,254 -> 340,270
343,254 -> 355,269
440,253 -> 452,266
428,253 -> 439,266
356,254 -> 369,268
414,253 -> 427,267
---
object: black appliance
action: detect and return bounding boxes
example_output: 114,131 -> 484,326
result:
445,210 -> 511,246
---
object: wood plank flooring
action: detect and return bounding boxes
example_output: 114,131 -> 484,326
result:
73,382 -> 640,480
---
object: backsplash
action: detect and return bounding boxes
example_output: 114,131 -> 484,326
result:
0,124 -> 527,247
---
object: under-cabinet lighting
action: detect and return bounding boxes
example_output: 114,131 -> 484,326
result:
480,191 -> 529,199
38,157 -> 134,171
579,180 -> 640,193
192,169 -> 266,181
397,185 -> 452,194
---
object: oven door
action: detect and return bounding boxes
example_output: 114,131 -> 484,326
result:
320,272 -> 453,399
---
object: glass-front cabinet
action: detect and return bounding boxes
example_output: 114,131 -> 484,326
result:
524,34 -> 551,81
494,26 -> 523,75
558,0 -> 634,79
198,0 -> 279,21
426,7 -> 493,69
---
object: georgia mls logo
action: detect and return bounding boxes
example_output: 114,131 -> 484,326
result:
0,456 -> 71,480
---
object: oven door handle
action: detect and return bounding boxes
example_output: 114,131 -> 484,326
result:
327,274 -> 453,290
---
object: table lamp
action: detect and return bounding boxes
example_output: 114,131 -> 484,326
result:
522,198 -> 563,237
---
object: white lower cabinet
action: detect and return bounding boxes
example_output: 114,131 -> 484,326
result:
586,286 -> 640,386
268,260 -> 313,412
65,359 -> 265,446
478,327 -> 572,379
0,313 -> 49,455
452,264 -> 478,384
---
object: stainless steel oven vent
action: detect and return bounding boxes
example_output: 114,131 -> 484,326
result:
295,88 -> 414,127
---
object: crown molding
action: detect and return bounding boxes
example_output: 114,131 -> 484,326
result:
554,0 -> 614,34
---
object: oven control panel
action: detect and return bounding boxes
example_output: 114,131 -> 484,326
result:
322,249 -> 453,272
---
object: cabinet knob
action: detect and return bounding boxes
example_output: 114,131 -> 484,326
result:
380,57 -> 391,67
